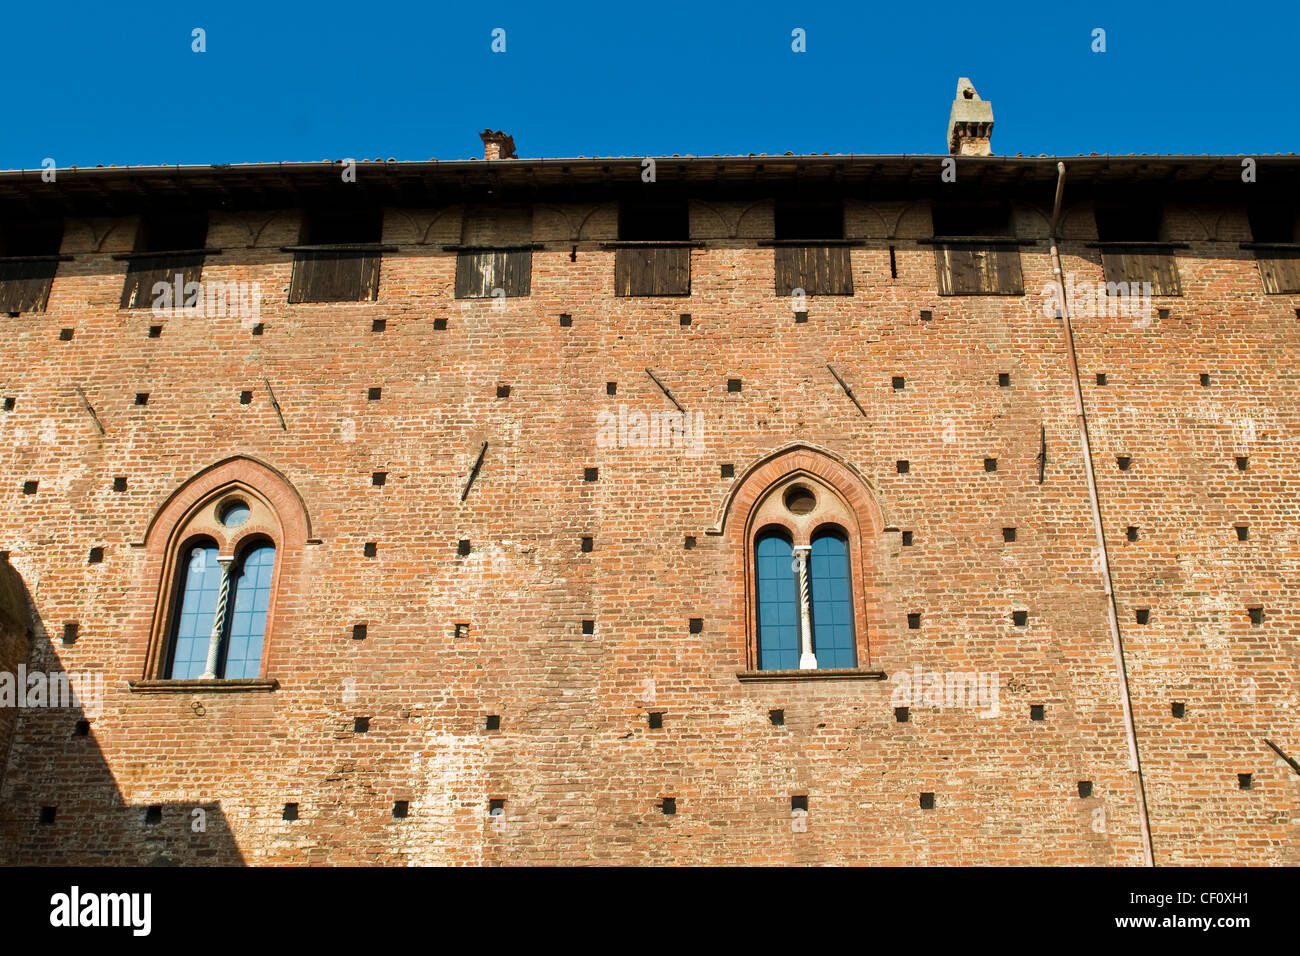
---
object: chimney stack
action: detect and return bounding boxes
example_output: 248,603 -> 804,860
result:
947,79 -> 994,156
480,130 -> 517,160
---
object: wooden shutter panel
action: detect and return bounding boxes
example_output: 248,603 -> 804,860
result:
1256,251 -> 1300,294
935,244 -> 1023,295
1101,250 -> 1180,296
0,259 -> 58,313
615,247 -> 690,296
455,249 -> 532,298
774,246 -> 852,296
288,250 -> 380,303
121,254 -> 205,309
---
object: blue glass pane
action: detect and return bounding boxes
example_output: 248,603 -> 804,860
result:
221,544 -> 275,679
810,531 -> 856,668
756,533 -> 799,670
168,545 -> 220,679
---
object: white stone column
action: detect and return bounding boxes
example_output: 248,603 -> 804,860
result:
793,545 -> 817,669
200,557 -> 234,679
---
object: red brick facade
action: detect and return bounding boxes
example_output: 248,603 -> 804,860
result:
0,155 -> 1296,864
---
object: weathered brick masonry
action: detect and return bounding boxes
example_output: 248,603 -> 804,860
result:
0,134 -> 1296,864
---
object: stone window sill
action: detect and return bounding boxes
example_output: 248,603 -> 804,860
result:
736,668 -> 886,683
127,678 -> 279,694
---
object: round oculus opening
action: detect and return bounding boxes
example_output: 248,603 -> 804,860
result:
784,485 -> 817,515
218,499 -> 251,528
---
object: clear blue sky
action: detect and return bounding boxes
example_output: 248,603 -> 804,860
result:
4,0 -> 1296,169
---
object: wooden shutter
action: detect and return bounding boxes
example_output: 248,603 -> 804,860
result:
0,259 -> 58,313
288,250 -> 380,303
121,254 -> 206,309
1101,250 -> 1180,296
1256,251 -> 1300,294
454,249 -> 532,298
774,246 -> 853,296
614,247 -> 691,296
934,243 -> 1024,295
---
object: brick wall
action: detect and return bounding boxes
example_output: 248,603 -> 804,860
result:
0,193 -> 1295,864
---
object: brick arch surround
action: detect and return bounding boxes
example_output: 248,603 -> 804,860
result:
714,444 -> 888,670
134,457 -> 312,680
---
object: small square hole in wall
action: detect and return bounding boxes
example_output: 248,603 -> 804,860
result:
984,458 -> 998,472
920,310 -> 932,322
73,719 -> 90,737
896,460 -> 910,474
605,382 -> 617,396
363,542 -> 377,558
794,311 -> 808,324
134,393 -> 149,406
353,717 -> 370,734
901,530 -> 914,547
251,323 -> 264,336
1126,525 -> 1139,542
1248,606 -> 1264,626
457,539 -> 471,556
87,547 -> 103,564
907,613 -> 921,630
580,536 -> 593,553
1077,781 -> 1093,798
895,706 -> 910,723
1158,308 -> 1170,320
1012,610 -> 1028,627
147,325 -> 162,338
688,617 -> 703,634
790,795 -> 808,812
660,797 -> 676,815
454,623 -> 469,639
892,376 -> 906,390
485,715 -> 500,731
371,471 -> 387,487
62,623 -> 78,645
1,397 -> 13,411
720,463 -> 734,479
583,467 -> 599,482
58,328 -> 73,341
1236,456 -> 1249,471
919,792 -> 935,810
282,803 -> 298,821
1095,373 -> 1107,386
1003,527 -> 1017,542
22,480 -> 38,496
368,387 -> 382,401
1116,456 -> 1132,471
1235,525 -> 1249,541
559,313 -> 573,327
489,799 -> 506,816
371,318 -> 386,332
581,619 -> 595,635
496,385 -> 510,399
684,535 -> 696,550
433,317 -> 448,331
726,378 -> 742,393
769,709 -> 784,726
1135,608 -> 1150,625
144,805 -> 162,825
1237,773 -> 1252,790
648,712 -> 663,729
39,806 -> 56,825
352,623 -> 367,641
679,314 -> 691,326
998,373 -> 1011,387
1030,704 -> 1045,721
239,390 -> 253,405
392,800 -> 409,819
1171,701 -> 1186,719
1199,373 -> 1211,387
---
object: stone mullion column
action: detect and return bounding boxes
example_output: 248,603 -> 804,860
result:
200,557 -> 235,679
793,545 -> 817,670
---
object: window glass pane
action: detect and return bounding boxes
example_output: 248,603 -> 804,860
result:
168,545 -> 220,679
221,544 -> 275,679
810,530 -> 856,668
756,533 -> 799,670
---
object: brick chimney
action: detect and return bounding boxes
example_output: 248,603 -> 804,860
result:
947,79 -> 994,156
479,130 -> 517,160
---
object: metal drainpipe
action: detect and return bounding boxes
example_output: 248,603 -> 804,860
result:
1049,161 -> 1155,867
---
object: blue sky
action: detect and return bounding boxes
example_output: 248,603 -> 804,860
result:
4,0 -> 1297,168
